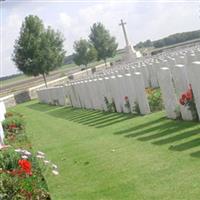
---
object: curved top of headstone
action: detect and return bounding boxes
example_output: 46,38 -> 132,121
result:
175,64 -> 184,67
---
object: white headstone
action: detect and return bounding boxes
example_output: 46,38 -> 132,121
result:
157,67 -> 178,119
0,101 -> 6,145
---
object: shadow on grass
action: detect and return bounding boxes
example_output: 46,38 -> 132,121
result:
27,102 -> 133,128
48,107 -> 133,128
27,102 -> 63,112
114,117 -> 166,135
27,103 -> 200,157
190,151 -> 200,158
114,115 -> 200,158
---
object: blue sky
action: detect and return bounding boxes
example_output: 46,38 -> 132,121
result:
0,0 -> 199,77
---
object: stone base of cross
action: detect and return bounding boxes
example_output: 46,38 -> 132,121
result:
123,45 -> 142,63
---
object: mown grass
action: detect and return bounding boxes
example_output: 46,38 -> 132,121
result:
10,100 -> 200,200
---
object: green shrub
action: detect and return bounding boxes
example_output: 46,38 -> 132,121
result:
146,88 -> 164,112
132,101 -> 141,114
0,174 -> 24,200
0,111 -> 53,199
0,148 -> 21,170
2,116 -> 25,137
104,97 -> 117,112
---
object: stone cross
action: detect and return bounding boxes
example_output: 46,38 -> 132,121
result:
119,19 -> 129,47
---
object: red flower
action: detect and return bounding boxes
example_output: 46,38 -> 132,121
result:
9,124 -> 17,130
181,93 -> 187,100
18,159 -> 32,175
179,98 -> 185,105
179,85 -> 194,106
124,96 -> 129,101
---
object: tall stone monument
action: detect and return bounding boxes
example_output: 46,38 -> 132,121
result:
119,19 -> 142,63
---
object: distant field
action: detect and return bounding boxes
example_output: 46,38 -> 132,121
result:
0,74 -> 27,87
0,54 -> 122,89
0,63 -> 75,87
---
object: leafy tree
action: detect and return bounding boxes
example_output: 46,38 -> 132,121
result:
135,39 -> 153,49
73,39 -> 97,68
12,15 -> 66,87
89,22 -> 118,66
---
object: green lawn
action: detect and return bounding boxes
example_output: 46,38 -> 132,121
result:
10,101 -> 200,200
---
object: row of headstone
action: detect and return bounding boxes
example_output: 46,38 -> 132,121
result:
37,44 -> 200,121
0,102 -> 6,146
64,70 -> 151,115
37,86 -> 68,106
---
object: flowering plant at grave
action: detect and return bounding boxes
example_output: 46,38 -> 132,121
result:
104,97 -> 117,112
124,96 -> 131,113
146,87 -> 163,112
179,84 -> 198,120
132,101 -> 140,115
0,147 -> 59,199
2,112 -> 25,140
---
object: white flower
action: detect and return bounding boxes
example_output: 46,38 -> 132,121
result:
52,170 -> 59,175
15,149 -> 22,153
24,150 -> 31,156
21,155 -> 28,159
36,155 -> 45,159
44,160 -> 50,165
37,151 -> 45,156
52,164 -> 58,169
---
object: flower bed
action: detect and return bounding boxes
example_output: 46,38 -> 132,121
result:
1,112 -> 58,199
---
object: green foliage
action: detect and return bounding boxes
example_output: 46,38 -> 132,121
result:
0,148 -> 21,170
0,174 -> 24,200
2,116 -> 25,137
89,22 -> 118,64
73,39 -> 97,67
12,15 -> 66,86
135,39 -> 153,49
146,88 -> 163,112
132,101 -> 140,114
0,112 -> 51,199
153,30 -> 200,48
104,97 -> 117,112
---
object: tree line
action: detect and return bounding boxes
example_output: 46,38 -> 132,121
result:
135,30 -> 200,49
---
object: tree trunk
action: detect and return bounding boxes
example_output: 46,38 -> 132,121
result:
104,59 -> 107,68
86,64 -> 88,76
42,73 -> 48,88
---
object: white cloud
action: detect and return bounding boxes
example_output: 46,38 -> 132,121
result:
59,13 -> 72,28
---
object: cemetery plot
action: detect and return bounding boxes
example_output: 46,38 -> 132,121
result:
37,44 -> 200,122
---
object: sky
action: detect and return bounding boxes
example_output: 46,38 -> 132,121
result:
0,0 -> 200,77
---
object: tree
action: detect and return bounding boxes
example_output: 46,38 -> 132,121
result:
73,39 -> 97,68
89,22 -> 118,66
12,15 -> 66,87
